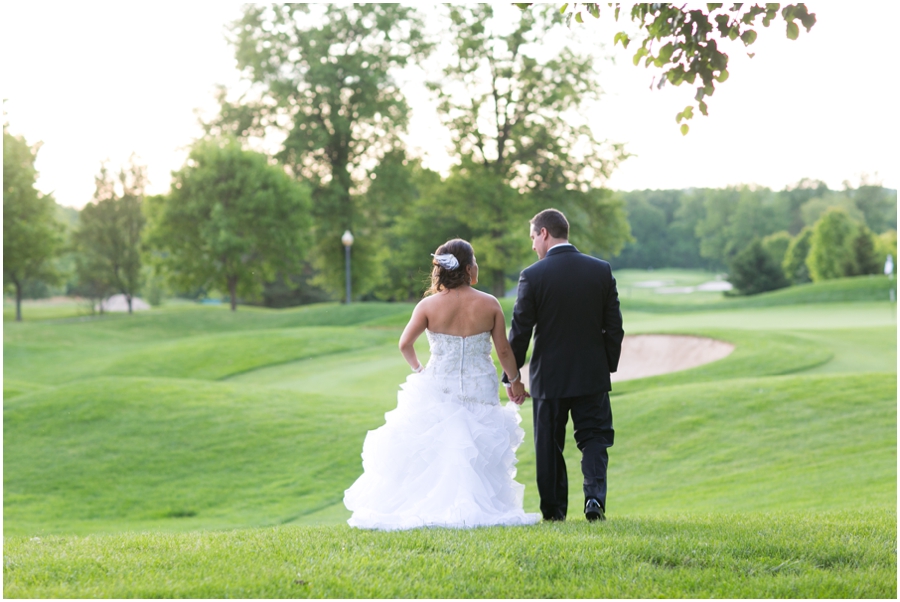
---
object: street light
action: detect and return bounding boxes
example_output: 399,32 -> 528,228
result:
342,230 -> 354,304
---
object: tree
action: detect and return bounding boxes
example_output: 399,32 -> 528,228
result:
695,186 -> 789,269
146,138 -> 312,311
782,227 -> 813,284
799,191 -> 863,229
71,158 -> 147,314
876,230 -> 897,269
431,4 -> 629,295
208,4 -> 431,298
728,238 -> 788,296
851,224 -> 882,277
777,178 -> 830,234
520,3 -> 817,134
761,231 -> 792,268
850,182 -> 897,234
3,123 -> 63,321
363,151 -> 448,301
806,208 -> 858,281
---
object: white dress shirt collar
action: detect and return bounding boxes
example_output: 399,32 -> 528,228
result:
548,242 -> 574,252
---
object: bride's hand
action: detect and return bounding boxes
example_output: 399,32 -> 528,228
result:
508,381 -> 529,405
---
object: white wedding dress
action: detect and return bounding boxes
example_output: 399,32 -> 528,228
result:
344,329 -> 541,530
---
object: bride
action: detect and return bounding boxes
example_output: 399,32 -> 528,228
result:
343,238 -> 541,530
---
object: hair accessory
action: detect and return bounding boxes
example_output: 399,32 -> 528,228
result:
431,253 -> 460,270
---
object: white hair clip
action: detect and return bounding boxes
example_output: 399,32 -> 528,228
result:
431,253 -> 460,270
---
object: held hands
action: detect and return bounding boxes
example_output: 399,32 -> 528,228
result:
505,380 -> 530,405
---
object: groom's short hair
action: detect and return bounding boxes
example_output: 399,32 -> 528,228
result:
531,209 -> 569,240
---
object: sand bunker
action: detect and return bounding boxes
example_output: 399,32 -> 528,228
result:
518,334 -> 734,387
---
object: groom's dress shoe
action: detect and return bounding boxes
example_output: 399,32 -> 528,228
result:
584,498 -> 605,522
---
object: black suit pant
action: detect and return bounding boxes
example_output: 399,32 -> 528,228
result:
533,391 -> 614,521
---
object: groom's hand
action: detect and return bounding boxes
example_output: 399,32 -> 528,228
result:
508,381 -> 528,405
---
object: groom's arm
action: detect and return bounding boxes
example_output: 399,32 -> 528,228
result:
505,271 -> 536,382
602,266 -> 625,373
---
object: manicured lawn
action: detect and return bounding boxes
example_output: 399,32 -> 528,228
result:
5,372 -> 893,535
4,277 -> 896,597
3,510 -> 894,598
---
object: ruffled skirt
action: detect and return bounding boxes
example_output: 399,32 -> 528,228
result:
344,371 -> 541,530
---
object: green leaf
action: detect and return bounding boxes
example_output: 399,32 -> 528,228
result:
699,100 -> 709,116
680,123 -> 690,136
716,69 -> 729,83
632,47 -> 647,66
559,3 -> 568,14
658,42 -> 674,62
614,5 -> 620,20
707,3 -> 724,10
575,11 -> 583,23
740,29 -> 757,45
786,21 -> 799,40
799,10 -> 817,30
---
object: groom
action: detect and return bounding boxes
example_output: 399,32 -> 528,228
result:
504,208 -> 624,522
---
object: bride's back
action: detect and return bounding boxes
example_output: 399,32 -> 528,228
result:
421,287 -> 498,337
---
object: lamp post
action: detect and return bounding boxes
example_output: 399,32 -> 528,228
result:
342,230 -> 354,304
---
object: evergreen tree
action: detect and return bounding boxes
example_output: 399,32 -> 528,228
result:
728,239 -> 789,295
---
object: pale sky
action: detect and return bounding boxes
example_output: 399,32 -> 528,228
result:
2,2 -> 897,209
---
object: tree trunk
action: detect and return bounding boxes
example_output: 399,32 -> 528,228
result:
15,282 -> 22,322
127,294 -> 133,314
491,268 -> 506,298
229,277 -> 238,311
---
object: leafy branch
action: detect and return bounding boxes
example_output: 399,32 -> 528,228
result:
516,3 -> 816,134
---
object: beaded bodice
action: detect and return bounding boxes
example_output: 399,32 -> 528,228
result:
423,330 -> 499,406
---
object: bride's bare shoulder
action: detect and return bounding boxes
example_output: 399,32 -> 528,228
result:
472,288 -> 502,307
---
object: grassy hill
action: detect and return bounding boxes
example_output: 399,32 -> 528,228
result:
3,273 -> 896,596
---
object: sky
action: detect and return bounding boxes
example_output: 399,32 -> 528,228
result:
2,2 -> 897,209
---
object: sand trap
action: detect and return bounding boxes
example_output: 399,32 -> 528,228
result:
96,294 -> 151,312
518,334 -> 734,387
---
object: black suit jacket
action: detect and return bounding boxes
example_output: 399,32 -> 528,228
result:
507,245 -> 624,399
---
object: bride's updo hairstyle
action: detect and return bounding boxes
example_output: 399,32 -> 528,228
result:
426,238 -> 474,296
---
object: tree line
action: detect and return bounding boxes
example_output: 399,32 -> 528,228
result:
612,181 -> 897,294
5,4 -> 834,319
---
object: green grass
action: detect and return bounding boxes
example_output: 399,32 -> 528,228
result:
3,510 -> 895,598
792,327 -> 898,374
619,274 -> 897,313
4,377 -> 386,536
4,277 -> 897,597
5,371 -> 893,536
609,329 -> 833,395
3,297 -> 95,321
101,327 -> 395,380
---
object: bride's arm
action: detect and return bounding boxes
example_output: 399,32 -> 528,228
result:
490,301 -> 520,383
399,301 -> 428,371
